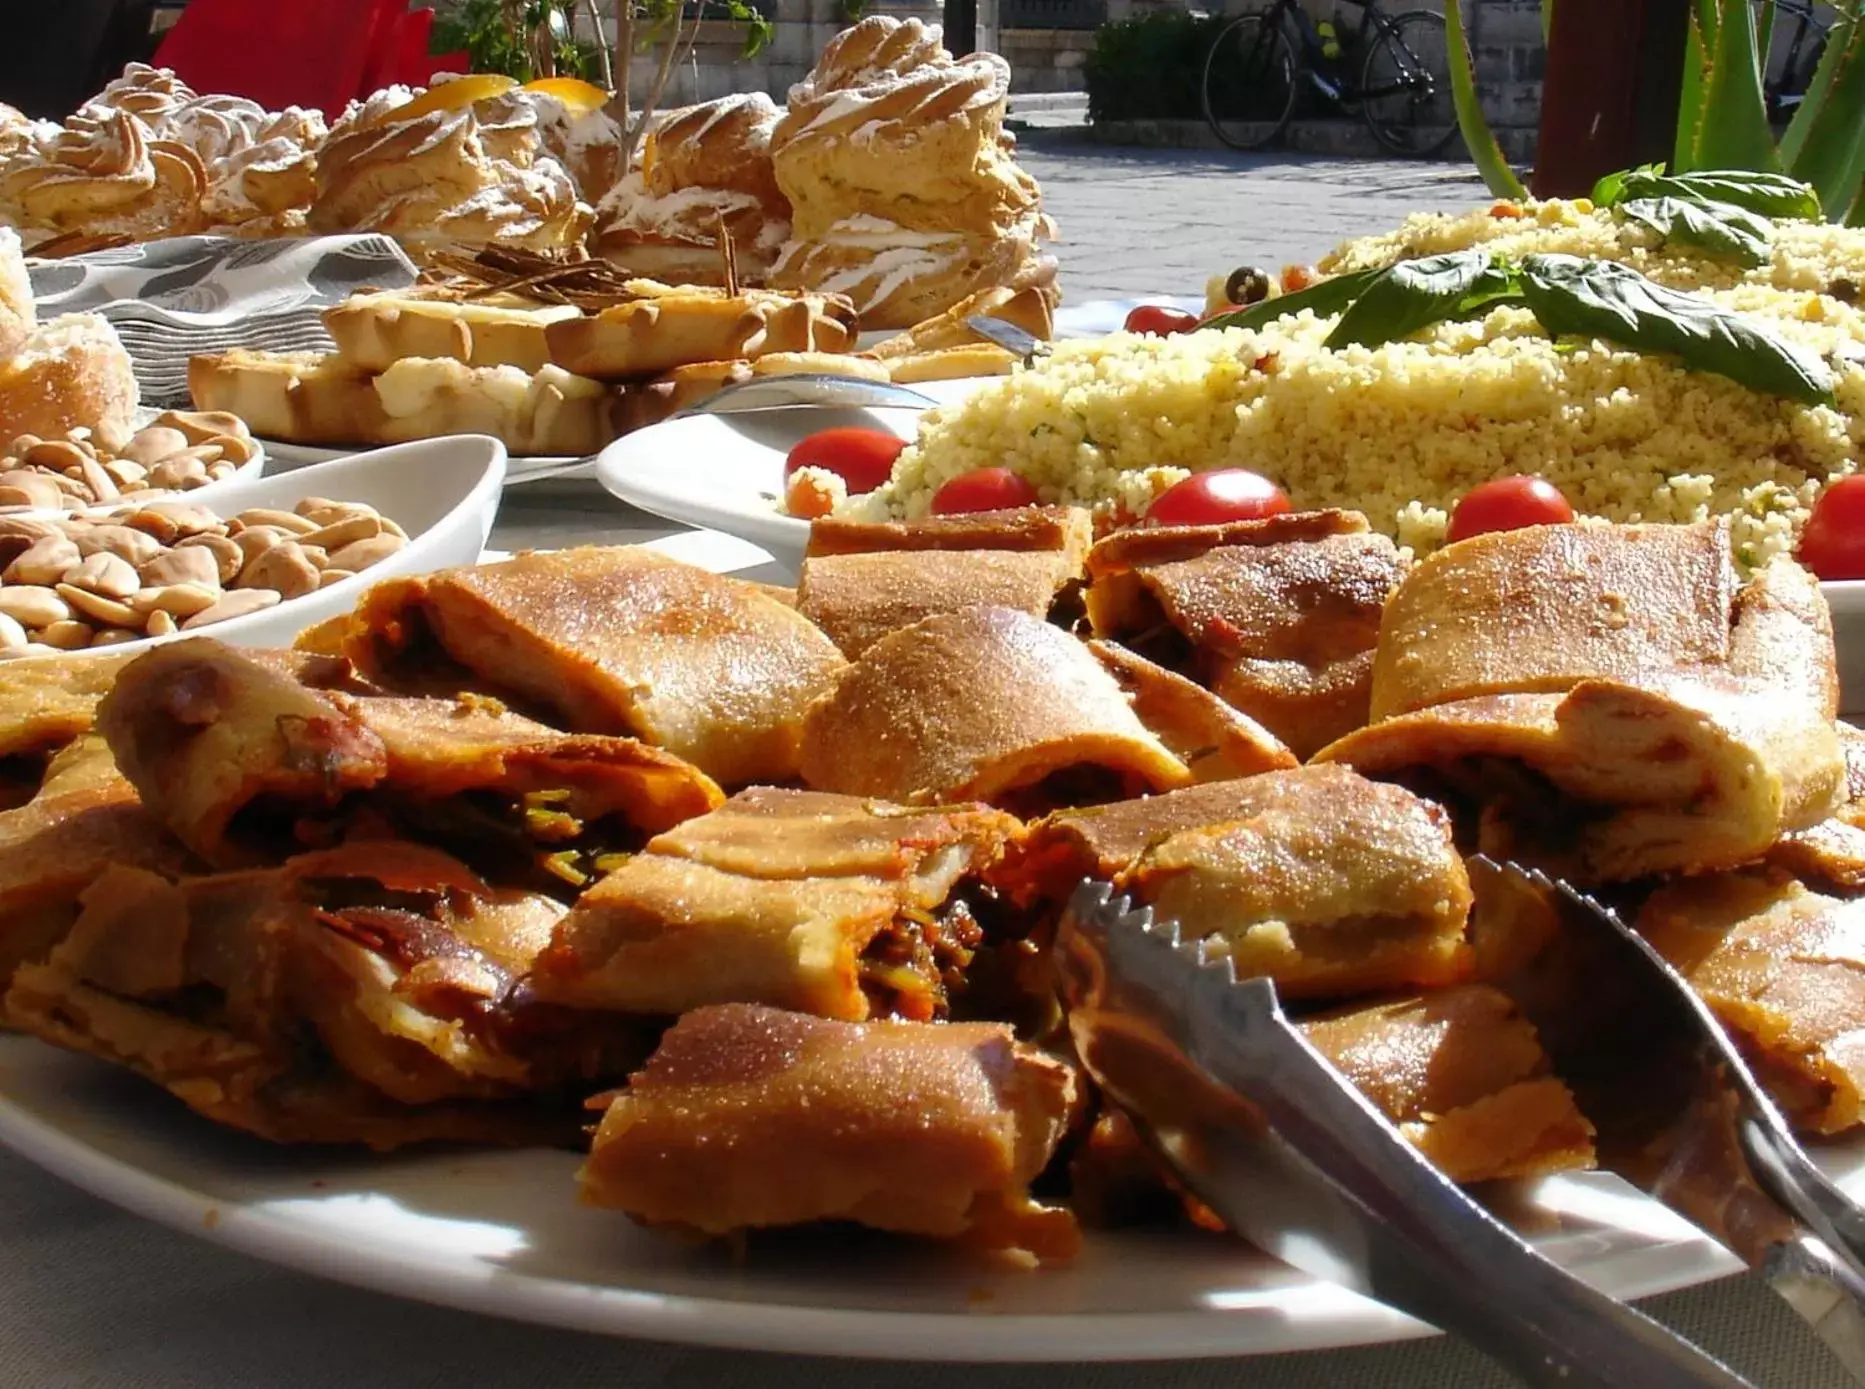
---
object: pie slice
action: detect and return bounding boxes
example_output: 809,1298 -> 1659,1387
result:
345,547 -> 848,786
4,841 -> 648,1147
797,506 -> 1093,659
1300,984 -> 1596,1182
580,1003 -> 1081,1260
1085,510 -> 1406,758
97,638 -> 723,880
1637,870 -> 1865,1135
531,786 -> 1018,1022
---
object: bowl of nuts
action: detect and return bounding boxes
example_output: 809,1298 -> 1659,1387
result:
0,433 -> 507,658
0,409 -> 266,515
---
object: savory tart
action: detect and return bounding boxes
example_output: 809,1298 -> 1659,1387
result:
798,605 -> 1197,814
0,647 -> 136,808
96,639 -> 723,881
797,506 -> 1092,658
344,547 -> 847,786
5,843 -> 644,1147
580,1003 -> 1081,1260
1317,522 -> 1845,883
1637,869 -> 1865,1135
531,786 -> 1017,1022
1085,510 -> 1407,759
1300,984 -> 1596,1182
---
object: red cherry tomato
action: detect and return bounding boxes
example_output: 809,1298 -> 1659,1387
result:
1445,476 -> 1575,544
782,427 -> 905,496
1124,304 -> 1200,336
930,467 -> 1040,515
1145,469 -> 1291,527
1799,476 -> 1865,580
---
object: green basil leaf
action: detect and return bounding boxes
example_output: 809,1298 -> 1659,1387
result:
1613,168 -> 1823,221
1200,267 -> 1383,333
1590,162 -> 1666,208
1519,253 -> 1836,407
1615,195 -> 1772,266
1325,250 -> 1522,349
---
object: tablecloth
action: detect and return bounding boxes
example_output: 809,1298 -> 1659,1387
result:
0,495 -> 1856,1389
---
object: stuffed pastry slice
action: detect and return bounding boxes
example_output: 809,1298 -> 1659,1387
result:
1030,765 -> 1475,1000
344,547 -> 848,785
1085,510 -> 1406,758
580,1003 -> 1081,1260
800,606 -> 1224,814
0,734 -> 192,986
4,841 -> 648,1146
797,507 -> 1093,658
1637,870 -> 1865,1135
0,648 -> 134,808
1317,523 -> 1843,883
532,787 -> 1019,1022
1770,724 -> 1865,892
1300,984 -> 1596,1182
97,638 -> 722,880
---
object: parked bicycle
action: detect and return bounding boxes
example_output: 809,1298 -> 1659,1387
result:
1201,0 -> 1456,156
1759,0 -> 1833,123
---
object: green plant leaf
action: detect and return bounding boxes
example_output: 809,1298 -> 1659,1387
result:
1783,4 -> 1860,164
1610,167 -> 1821,219
1590,162 -> 1667,207
1443,0 -> 1527,200
1785,7 -> 1865,219
1693,0 -> 1784,173
1542,0 -> 1554,46
1324,251 -> 1523,349
1615,195 -> 1773,264
1519,253 -> 1835,405
1674,4 -> 1717,170
1200,268 -> 1384,333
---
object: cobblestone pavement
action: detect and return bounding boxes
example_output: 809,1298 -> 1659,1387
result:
1018,140 -> 1489,302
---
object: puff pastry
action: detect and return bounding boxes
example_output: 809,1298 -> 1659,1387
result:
1317,523 -> 1844,883
532,786 -> 1017,1021
321,289 -> 580,374
543,284 -> 858,382
581,1002 -> 1080,1259
96,639 -> 723,877
345,547 -> 847,786
1085,510 -> 1406,759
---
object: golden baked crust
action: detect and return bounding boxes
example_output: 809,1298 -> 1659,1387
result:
531,786 -> 1017,1020
1118,765 -> 1475,1000
885,343 -> 1017,382
1639,870 -> 1865,1135
0,313 -> 138,452
868,284 -> 1054,360
1086,511 -> 1406,759
187,349 -> 624,455
97,638 -> 721,873
543,285 -> 858,381
1301,985 -> 1596,1182
0,111 -> 204,243
580,1002 -> 1080,1258
1088,639 -> 1298,785
0,227 -> 34,360
799,605 -> 1192,811
346,547 -> 848,786
797,505 -> 1091,657
321,290 -> 580,373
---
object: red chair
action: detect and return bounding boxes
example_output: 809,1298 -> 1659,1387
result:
360,7 -> 463,97
154,0 -> 405,118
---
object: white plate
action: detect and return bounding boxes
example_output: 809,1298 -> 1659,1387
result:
9,1031 -> 1846,1361
20,435 -> 505,658
263,437 -> 588,485
593,377 -> 991,571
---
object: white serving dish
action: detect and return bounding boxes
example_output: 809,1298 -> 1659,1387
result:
265,436 -> 590,485
16,434 -> 506,658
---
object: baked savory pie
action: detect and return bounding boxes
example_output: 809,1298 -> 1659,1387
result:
344,548 -> 848,786
96,639 -> 723,880
1317,521 -> 1845,883
580,1002 -> 1081,1259
532,786 -> 1017,1022
1085,510 -> 1407,759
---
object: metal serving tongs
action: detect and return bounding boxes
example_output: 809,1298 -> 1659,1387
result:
1466,855 -> 1865,1381
1054,880 -> 1760,1388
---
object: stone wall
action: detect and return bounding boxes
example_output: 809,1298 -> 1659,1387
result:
1000,27 -> 1094,92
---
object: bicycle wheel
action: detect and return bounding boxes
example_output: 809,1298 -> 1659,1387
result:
1360,10 -> 1457,157
1202,12 -> 1299,152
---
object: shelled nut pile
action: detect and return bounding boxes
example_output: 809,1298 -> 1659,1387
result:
0,411 -> 260,511
0,496 -> 408,656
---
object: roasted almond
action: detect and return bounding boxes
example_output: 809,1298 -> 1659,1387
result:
4,536 -> 80,586
128,582 -> 219,619
181,588 -> 281,629
56,583 -> 139,628
328,533 -> 407,571
0,585 -> 70,628
61,551 -> 140,599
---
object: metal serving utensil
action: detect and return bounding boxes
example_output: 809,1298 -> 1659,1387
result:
1053,879 -> 1758,1389
1468,855 -> 1865,1382
672,373 -> 937,418
964,315 -> 1050,363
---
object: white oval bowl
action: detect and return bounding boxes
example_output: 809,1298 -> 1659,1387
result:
8,434 -> 507,659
